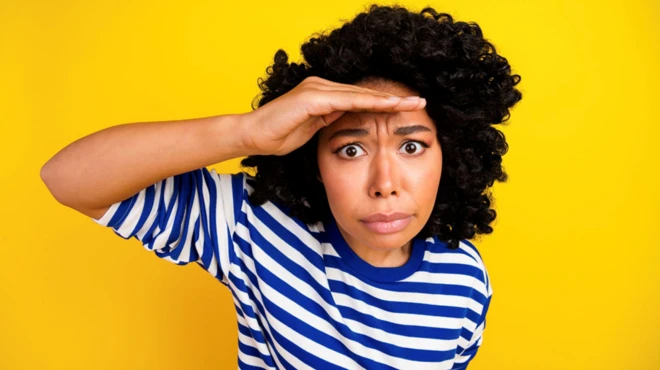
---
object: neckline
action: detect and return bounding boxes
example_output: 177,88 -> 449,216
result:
325,216 -> 426,283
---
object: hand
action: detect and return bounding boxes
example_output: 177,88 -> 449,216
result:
239,76 -> 426,156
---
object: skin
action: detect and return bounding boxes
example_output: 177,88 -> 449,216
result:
316,78 -> 443,268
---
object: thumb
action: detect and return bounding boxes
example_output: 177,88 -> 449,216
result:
310,110 -> 345,134
320,110 -> 346,127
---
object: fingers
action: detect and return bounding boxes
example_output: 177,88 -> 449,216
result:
305,76 -> 389,95
376,95 -> 427,111
301,77 -> 426,112
305,81 -> 397,100
302,76 -> 410,99
307,90 -> 426,116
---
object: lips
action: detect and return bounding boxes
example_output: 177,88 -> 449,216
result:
360,213 -> 412,234
361,212 -> 412,222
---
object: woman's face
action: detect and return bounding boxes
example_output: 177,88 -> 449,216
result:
316,79 -> 442,256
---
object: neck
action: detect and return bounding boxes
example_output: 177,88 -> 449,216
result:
348,238 -> 413,268
334,222 -> 414,268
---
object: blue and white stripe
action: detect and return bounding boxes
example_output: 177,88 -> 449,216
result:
92,167 -> 493,369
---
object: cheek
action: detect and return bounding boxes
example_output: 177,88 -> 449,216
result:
321,171 -> 356,208
410,151 -> 442,205
317,154 -> 361,215
317,148 -> 362,190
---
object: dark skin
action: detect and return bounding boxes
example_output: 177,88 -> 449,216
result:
316,78 -> 442,267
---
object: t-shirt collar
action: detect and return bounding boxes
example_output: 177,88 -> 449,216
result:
324,216 -> 426,283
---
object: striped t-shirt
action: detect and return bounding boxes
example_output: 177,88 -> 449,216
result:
92,167 -> 493,370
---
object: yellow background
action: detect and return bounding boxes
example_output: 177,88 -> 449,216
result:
2,0 -> 658,369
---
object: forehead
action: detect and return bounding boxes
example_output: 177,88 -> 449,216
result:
322,78 -> 434,134
356,77 -> 417,96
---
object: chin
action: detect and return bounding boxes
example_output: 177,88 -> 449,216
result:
361,230 -> 413,249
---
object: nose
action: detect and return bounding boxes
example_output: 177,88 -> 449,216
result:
368,150 -> 400,198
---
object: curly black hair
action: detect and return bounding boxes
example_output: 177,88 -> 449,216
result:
240,3 -> 522,250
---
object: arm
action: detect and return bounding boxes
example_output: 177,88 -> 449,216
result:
40,113 -> 256,219
453,293 -> 492,368
451,242 -> 493,369
40,76 -> 420,219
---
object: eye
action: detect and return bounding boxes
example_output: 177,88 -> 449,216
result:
334,142 -> 366,159
398,140 -> 428,155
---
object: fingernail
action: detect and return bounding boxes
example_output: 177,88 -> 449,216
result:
405,96 -> 420,100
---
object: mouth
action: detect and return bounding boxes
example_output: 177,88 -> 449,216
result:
360,215 -> 412,234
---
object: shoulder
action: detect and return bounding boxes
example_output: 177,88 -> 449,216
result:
224,171 -> 322,236
422,236 -> 492,296
423,236 -> 485,265
212,170 -> 256,192
209,170 -> 260,212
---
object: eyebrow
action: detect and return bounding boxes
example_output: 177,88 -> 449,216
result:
327,125 -> 433,141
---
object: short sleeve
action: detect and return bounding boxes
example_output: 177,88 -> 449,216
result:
452,292 -> 492,369
91,167 -> 249,287
451,241 -> 494,369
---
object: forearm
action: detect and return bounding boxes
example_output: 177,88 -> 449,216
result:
41,113 -> 254,210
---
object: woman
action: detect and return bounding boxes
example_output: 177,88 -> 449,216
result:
41,4 -> 522,369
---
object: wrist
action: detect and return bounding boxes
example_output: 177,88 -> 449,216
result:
206,113 -> 255,161
234,111 -> 263,157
